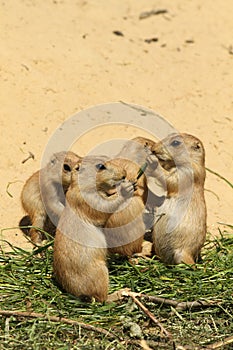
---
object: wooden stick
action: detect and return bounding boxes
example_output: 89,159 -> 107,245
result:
22,151 -> 35,164
118,290 -> 220,311
128,292 -> 172,339
206,335 -> 233,349
0,310 -> 117,339
139,9 -> 168,20
138,294 -> 220,311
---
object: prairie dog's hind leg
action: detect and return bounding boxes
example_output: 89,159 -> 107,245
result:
29,210 -> 47,245
174,249 -> 195,266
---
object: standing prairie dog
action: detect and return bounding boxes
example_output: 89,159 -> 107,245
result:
147,133 -> 207,265
104,136 -> 156,256
53,155 -> 134,302
21,151 -> 81,245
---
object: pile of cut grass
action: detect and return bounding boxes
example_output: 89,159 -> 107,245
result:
0,230 -> 232,350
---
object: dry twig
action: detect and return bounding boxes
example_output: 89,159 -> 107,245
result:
139,9 -> 168,20
137,294 -> 221,311
206,335 -> 233,349
110,289 -> 220,311
22,151 -> 35,164
125,291 -> 172,339
0,310 -> 117,339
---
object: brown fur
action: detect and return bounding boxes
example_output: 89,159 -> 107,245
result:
148,133 -> 207,265
21,151 -> 81,244
132,136 -> 156,152
118,136 -> 155,168
53,155 -> 134,302
104,136 -> 157,256
104,158 -> 147,255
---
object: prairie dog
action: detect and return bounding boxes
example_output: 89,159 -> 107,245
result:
53,155 -> 134,302
132,136 -> 156,153
148,133 -> 206,265
117,136 -> 155,167
104,158 -> 147,255
104,136 -> 157,256
21,151 -> 81,244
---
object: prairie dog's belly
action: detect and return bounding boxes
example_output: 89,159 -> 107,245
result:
154,191 -> 206,263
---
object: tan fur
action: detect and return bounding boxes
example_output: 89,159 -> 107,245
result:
104,158 -> 147,255
118,136 -> 155,168
21,151 -> 81,244
53,155 -> 134,302
148,133 -> 207,265
132,136 -> 156,152
104,136 -> 156,256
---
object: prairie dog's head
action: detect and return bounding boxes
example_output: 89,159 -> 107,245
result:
62,152 -> 82,188
117,136 -> 156,166
74,155 -> 126,195
132,136 -> 156,152
47,151 -> 82,188
152,133 -> 205,170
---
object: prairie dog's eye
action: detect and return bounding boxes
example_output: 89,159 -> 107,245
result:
170,140 -> 182,147
96,163 -> 106,171
50,158 -> 56,166
63,163 -> 72,172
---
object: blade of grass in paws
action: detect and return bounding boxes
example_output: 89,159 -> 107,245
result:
137,162 -> 148,180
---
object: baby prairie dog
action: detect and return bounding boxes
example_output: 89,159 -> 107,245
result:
104,136 -> 156,256
118,136 -> 156,168
53,155 -> 134,302
132,136 -> 166,210
132,136 -> 156,153
147,133 -> 207,265
21,151 -> 81,244
104,157 -> 146,255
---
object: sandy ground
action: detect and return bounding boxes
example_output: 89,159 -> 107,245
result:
0,0 -> 232,250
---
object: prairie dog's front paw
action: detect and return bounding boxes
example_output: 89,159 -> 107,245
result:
146,153 -> 159,172
119,181 -> 134,198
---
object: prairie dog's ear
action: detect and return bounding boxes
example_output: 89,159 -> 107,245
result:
191,141 -> 202,151
50,156 -> 58,166
50,152 -> 65,166
74,164 -> 80,171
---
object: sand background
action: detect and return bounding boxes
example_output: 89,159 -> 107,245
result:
0,0 -> 232,250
